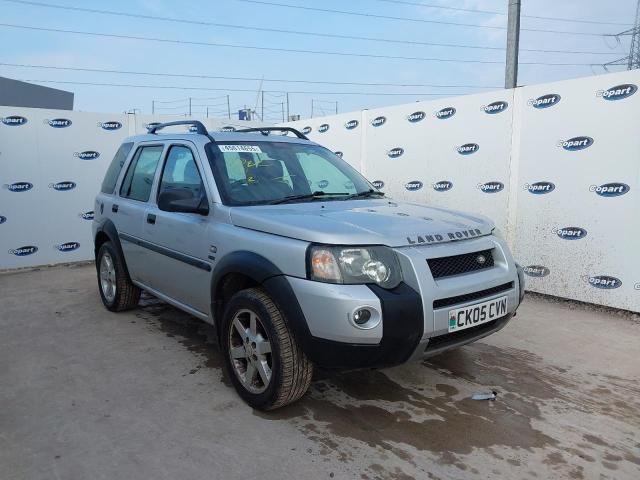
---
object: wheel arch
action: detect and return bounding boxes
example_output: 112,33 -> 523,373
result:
210,251 -> 283,324
94,219 -> 131,278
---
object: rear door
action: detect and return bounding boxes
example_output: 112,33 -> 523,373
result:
113,143 -> 165,285
141,142 -> 213,314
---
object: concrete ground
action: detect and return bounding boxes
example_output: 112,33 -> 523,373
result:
1,264 -> 639,480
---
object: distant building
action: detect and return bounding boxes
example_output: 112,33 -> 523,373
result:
0,77 -> 74,110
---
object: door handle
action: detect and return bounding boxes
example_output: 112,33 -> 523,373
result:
112,204 -> 119,213
146,214 -> 156,225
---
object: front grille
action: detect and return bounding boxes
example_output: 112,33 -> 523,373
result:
425,320 -> 499,352
433,282 -> 514,309
427,249 -> 494,279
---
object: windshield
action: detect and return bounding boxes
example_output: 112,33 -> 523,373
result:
205,141 -> 378,206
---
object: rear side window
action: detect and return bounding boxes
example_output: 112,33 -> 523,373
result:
119,145 -> 164,202
101,142 -> 133,194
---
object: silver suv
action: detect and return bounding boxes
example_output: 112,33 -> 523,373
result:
93,121 -> 524,410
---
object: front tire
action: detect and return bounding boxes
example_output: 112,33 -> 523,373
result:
96,241 -> 141,312
221,288 -> 313,410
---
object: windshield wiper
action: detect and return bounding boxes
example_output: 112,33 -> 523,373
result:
268,191 -> 349,205
342,189 -> 386,200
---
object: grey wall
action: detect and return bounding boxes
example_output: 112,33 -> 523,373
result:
0,77 -> 74,110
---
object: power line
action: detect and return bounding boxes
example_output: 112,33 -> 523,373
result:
374,0 -> 633,26
375,0 -> 503,16
0,0 -> 623,54
0,24 -> 607,66
0,62 -> 501,89
15,78 -> 485,96
235,0 -> 616,36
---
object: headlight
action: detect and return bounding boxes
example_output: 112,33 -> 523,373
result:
308,245 -> 402,289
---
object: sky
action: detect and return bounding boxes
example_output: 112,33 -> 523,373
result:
0,0 -> 637,121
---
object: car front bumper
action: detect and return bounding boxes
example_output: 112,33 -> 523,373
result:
265,235 -> 523,370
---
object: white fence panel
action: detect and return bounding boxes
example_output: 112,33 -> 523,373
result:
514,71 -> 640,311
0,108 -> 264,269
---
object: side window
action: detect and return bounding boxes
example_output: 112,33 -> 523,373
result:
119,145 -> 163,202
158,146 -> 205,200
101,142 -> 133,194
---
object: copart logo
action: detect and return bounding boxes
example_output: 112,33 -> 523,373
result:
597,84 -> 637,101
432,181 -> 453,192
302,126 -> 312,134
588,275 -> 622,289
345,119 -> 359,130
371,116 -> 387,127
74,151 -> 100,160
478,181 -> 504,193
557,136 -> 593,151
523,265 -> 550,277
317,180 -> 329,189
0,215 -> 6,225
220,126 -> 236,132
8,246 -> 38,256
482,101 -> 508,114
434,107 -> 456,119
589,182 -> 629,197
387,147 -> 404,158
372,180 -> 384,189
49,181 -> 76,191
405,180 -> 423,191
318,124 -> 330,133
457,143 -> 479,155
45,118 -> 72,128
524,181 -> 555,194
56,242 -> 81,252
407,111 -> 426,123
98,121 -> 122,131
334,151 -> 343,158
553,226 -> 587,240
5,182 -> 33,192
1,115 -> 27,126
528,94 -> 561,109
79,211 -> 94,220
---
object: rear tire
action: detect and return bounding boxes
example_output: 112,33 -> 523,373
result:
221,287 -> 313,410
96,241 -> 141,312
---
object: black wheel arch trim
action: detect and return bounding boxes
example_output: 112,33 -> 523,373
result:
94,219 -> 131,278
210,251 -> 285,321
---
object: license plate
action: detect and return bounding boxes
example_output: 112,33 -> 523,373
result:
448,296 -> 508,333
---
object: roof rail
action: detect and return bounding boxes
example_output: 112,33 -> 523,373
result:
147,120 -> 208,135
236,126 -> 309,140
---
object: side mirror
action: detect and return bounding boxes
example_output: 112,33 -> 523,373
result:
158,190 -> 209,215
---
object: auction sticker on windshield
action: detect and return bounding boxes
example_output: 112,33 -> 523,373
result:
448,296 -> 507,332
219,145 -> 263,153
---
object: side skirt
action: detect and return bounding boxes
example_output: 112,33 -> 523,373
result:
133,280 -> 212,323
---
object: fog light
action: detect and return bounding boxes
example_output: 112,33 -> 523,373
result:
353,308 -> 372,325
